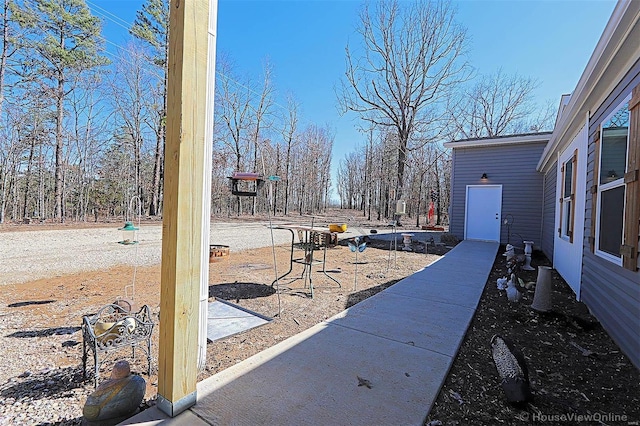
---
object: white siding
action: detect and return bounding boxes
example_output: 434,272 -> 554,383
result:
553,124 -> 588,298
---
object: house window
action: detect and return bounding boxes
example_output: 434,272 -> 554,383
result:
595,97 -> 629,263
560,153 -> 576,241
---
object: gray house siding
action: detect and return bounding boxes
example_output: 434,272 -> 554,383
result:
582,59 -> 640,368
449,149 -> 462,239
540,161 -> 557,260
449,142 -> 547,248
581,254 -> 640,367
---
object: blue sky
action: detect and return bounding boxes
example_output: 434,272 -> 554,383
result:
90,0 -> 617,183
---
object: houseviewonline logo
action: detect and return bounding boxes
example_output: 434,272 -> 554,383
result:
524,412 -> 633,423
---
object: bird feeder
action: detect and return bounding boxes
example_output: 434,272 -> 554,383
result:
228,172 -> 265,197
395,199 -> 406,215
118,221 -> 139,245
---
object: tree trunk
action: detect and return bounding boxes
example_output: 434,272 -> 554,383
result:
0,0 -> 9,122
252,139 -> 257,215
394,135 -> 407,225
22,136 -> 35,219
273,146 -> 280,216
10,164 -> 17,220
38,144 -> 45,218
284,144 -> 291,215
416,173 -> 424,228
366,139 -> 372,221
0,164 -> 9,223
149,121 -> 163,216
434,161 -> 442,225
54,78 -> 64,222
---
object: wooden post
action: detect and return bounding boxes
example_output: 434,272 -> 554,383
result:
157,0 -> 212,417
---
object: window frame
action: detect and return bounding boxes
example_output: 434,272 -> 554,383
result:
594,94 -> 631,265
559,150 -> 577,242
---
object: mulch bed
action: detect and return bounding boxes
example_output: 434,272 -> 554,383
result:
425,247 -> 639,425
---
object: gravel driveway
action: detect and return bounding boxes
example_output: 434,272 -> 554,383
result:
0,219 -> 426,286
0,222 -> 294,286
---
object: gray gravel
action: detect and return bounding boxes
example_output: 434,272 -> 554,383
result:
0,222 -> 295,286
0,221 -> 415,286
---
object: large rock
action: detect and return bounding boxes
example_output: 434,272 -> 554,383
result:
83,360 -> 145,426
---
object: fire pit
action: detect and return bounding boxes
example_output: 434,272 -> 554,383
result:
210,244 -> 230,263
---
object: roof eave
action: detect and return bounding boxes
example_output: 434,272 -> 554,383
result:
537,0 -> 640,172
444,132 -> 552,149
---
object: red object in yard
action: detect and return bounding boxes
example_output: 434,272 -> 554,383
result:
428,201 -> 435,224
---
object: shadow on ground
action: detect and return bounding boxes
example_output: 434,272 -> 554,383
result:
337,235 -> 450,255
7,300 -> 56,308
0,365 -> 86,401
345,279 -> 400,308
7,326 -> 81,338
209,282 -> 276,301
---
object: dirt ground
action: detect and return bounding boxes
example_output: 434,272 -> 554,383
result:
0,225 -> 445,424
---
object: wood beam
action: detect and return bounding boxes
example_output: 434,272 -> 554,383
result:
157,0 -> 211,416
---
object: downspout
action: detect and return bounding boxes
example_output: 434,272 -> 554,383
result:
539,167 -> 545,253
554,150 -> 561,262
198,0 -> 218,371
578,111 -> 590,302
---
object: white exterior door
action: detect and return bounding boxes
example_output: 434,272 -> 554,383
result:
465,185 -> 502,242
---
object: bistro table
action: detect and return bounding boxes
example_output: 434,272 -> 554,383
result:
271,225 -> 341,298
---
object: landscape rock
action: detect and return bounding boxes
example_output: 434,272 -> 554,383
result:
82,360 -> 145,425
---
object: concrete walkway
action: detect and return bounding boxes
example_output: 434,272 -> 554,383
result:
122,240 -> 499,426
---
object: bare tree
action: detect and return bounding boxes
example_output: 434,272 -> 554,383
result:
108,42 -> 156,208
66,70 -> 112,221
447,69 -> 554,139
339,0 -> 468,221
337,150 -> 360,210
249,61 -> 275,215
0,110 -> 23,222
279,93 -> 299,215
215,58 -> 254,215
130,0 -> 169,216
286,124 -> 334,215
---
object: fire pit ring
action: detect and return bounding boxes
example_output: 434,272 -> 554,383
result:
209,244 -> 230,263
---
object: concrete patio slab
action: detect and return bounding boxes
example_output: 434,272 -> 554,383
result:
206,299 -> 270,342
192,321 -> 451,426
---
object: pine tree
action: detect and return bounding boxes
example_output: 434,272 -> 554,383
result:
12,0 -> 108,221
